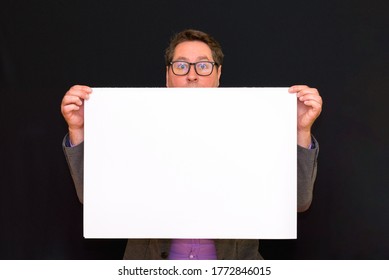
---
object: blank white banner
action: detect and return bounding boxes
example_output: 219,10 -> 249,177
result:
84,88 -> 296,239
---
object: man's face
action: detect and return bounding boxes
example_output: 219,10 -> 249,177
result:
166,41 -> 222,88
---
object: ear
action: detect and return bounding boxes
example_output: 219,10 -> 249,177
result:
166,66 -> 170,88
217,65 -> 222,87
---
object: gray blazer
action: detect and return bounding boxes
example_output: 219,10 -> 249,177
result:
63,136 -> 318,260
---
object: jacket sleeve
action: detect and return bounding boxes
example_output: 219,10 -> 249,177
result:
297,136 -> 319,212
62,134 -> 84,204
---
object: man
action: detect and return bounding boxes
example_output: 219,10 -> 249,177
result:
61,29 -> 322,259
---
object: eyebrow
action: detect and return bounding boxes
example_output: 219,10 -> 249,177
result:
174,55 -> 211,61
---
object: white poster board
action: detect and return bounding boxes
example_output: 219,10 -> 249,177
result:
84,88 -> 297,239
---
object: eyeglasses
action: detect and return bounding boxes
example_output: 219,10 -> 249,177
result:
169,61 -> 218,76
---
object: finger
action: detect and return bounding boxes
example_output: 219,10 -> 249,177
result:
67,85 -> 92,100
302,99 -> 323,113
288,85 -> 309,93
297,90 -> 320,100
62,95 -> 84,107
61,104 -> 80,115
71,85 -> 92,93
298,93 -> 322,104
67,88 -> 91,100
289,85 -> 320,98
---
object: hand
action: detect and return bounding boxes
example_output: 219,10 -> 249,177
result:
289,85 -> 322,148
60,85 -> 92,145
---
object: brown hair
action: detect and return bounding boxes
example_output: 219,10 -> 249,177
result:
165,29 -> 224,67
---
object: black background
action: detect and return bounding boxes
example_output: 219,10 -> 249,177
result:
1,0 -> 388,259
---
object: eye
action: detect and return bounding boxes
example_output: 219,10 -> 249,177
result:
175,62 -> 188,70
197,62 -> 209,70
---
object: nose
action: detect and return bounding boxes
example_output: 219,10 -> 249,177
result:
186,64 -> 198,82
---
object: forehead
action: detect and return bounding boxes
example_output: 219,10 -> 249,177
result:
173,41 -> 213,61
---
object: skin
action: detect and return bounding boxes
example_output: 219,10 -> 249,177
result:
61,41 -> 322,147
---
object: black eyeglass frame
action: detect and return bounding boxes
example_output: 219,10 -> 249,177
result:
169,61 -> 218,76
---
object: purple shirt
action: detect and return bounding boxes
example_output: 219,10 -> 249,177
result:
168,239 -> 217,260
